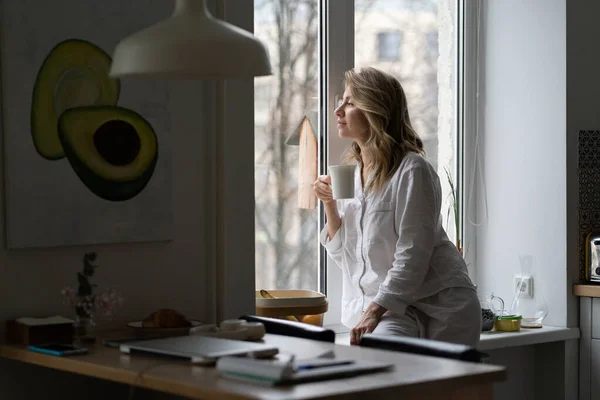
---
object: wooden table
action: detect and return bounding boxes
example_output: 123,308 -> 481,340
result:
0,333 -> 506,399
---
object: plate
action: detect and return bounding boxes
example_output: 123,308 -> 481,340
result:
126,320 -> 203,336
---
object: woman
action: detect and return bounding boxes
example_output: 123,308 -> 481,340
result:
313,67 -> 480,346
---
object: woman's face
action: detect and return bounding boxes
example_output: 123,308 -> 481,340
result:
334,88 -> 370,144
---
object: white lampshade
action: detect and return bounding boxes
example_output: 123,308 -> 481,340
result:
109,0 -> 272,79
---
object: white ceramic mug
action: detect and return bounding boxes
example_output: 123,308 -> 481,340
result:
328,165 -> 356,199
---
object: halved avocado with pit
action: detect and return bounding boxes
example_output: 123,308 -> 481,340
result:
31,39 -> 120,160
58,106 -> 158,201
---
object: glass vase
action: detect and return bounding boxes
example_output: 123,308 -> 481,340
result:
478,292 -> 505,332
74,307 -> 97,344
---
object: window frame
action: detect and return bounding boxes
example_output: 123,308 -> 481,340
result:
248,0 -> 478,329
320,0 -> 479,331
460,0 -> 481,282
320,0 -> 354,328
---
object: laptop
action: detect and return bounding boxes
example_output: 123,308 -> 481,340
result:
120,335 -> 279,364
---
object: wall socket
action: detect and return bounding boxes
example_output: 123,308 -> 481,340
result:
514,275 -> 533,299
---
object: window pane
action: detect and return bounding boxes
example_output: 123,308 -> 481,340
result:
254,1 -> 320,291
354,0 -> 459,249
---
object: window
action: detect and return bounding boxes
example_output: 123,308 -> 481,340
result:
425,31 -> 439,63
376,31 -> 403,62
255,0 -> 474,329
254,1 -> 319,292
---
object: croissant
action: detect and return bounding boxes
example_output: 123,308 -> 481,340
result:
142,309 -> 192,328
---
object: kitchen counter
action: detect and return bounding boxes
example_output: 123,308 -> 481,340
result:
573,284 -> 600,297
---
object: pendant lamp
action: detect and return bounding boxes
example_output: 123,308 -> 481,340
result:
109,0 -> 272,79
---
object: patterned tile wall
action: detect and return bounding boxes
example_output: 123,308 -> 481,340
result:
578,130 -> 600,280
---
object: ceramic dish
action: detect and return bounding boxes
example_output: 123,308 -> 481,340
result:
127,320 -> 202,336
189,321 -> 266,341
190,326 -> 250,341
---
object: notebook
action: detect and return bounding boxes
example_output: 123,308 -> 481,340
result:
119,335 -> 279,364
216,356 -> 394,385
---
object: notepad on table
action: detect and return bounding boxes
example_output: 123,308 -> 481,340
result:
216,356 -> 393,385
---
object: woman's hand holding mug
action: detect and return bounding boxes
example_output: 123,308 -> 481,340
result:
313,175 -> 333,204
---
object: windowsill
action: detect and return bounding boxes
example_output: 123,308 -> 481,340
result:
334,325 -> 580,350
478,325 -> 580,351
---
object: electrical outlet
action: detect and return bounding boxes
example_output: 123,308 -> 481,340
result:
514,275 -> 533,299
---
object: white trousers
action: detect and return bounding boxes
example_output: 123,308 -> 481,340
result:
372,286 -> 481,347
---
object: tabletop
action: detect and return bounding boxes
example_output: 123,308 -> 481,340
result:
0,333 -> 506,400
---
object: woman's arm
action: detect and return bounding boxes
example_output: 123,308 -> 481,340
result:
314,175 -> 341,240
323,201 -> 341,240
314,175 -> 345,268
350,301 -> 388,345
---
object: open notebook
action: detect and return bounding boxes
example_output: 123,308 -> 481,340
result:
216,356 -> 394,385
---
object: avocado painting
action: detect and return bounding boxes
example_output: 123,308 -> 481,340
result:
31,39 -> 121,160
30,38 -> 158,202
2,0 -> 176,248
58,106 -> 158,201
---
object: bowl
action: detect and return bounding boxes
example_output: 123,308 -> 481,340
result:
493,315 -> 522,332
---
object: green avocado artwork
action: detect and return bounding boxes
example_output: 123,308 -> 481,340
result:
2,2 -> 174,249
58,106 -> 158,201
30,38 -> 158,202
31,39 -> 120,160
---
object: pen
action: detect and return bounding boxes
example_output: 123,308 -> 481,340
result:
295,360 -> 355,371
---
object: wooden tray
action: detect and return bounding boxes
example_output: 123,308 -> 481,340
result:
255,301 -> 328,318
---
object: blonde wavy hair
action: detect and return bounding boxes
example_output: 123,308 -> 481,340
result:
342,67 -> 424,192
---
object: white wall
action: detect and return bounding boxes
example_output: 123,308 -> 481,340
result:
475,0 -> 567,327
0,0 -> 256,398
566,0 -> 600,328
0,0 -> 214,335
474,1 -> 578,398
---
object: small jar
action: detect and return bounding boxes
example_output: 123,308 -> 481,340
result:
494,314 -> 522,332
478,292 -> 504,332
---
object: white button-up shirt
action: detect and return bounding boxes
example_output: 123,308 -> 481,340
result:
320,153 -> 475,328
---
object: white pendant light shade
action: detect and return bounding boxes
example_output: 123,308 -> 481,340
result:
109,0 -> 272,79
